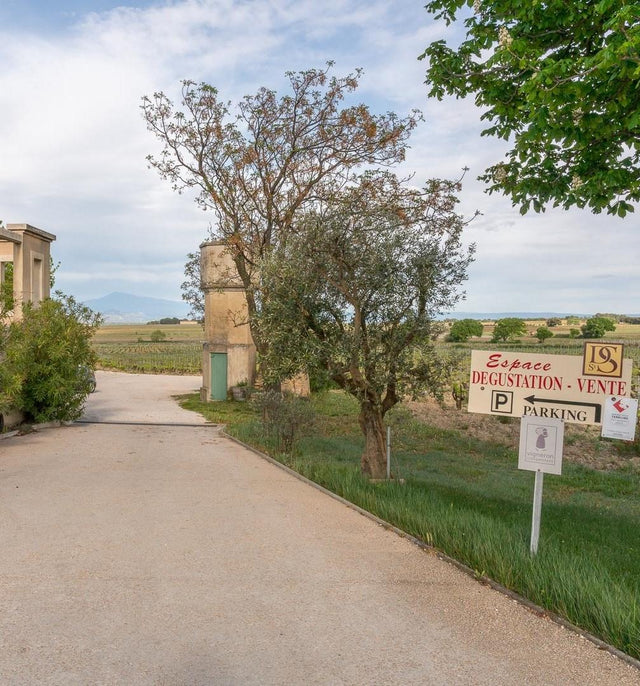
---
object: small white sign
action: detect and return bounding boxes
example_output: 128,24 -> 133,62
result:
602,396 -> 638,441
519,416 -> 564,475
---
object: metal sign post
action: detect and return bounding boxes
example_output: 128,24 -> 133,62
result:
530,471 -> 544,555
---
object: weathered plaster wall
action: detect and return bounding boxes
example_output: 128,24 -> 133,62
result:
200,241 -> 257,400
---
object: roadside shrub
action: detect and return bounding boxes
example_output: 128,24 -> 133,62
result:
1,294 -> 102,422
252,390 -> 315,454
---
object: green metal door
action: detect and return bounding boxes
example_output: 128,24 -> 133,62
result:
210,353 -> 228,401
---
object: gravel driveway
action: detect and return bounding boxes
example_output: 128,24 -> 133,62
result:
0,371 -> 638,685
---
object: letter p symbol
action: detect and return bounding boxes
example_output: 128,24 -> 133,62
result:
491,390 -> 513,414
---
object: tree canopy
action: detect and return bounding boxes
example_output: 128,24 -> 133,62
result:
491,317 -> 527,342
257,171 -> 474,478
448,318 -> 483,342
142,65 -> 419,362
581,316 -> 616,338
420,0 -> 640,216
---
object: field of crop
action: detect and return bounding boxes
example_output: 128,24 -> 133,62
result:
92,320 -> 640,387
93,323 -> 203,374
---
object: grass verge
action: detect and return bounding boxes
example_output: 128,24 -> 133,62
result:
178,390 -> 640,661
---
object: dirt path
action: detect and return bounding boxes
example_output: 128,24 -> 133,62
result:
0,372 -> 637,685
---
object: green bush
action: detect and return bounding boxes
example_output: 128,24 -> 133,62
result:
150,329 -> 167,342
252,390 -> 315,455
1,294 -> 102,422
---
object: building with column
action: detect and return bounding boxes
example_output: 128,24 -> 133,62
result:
0,223 -> 56,320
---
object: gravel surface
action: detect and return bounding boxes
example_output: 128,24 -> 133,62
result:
0,371 -> 638,685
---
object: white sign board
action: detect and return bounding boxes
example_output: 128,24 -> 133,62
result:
518,416 -> 564,475
468,350 -> 633,425
602,397 -> 638,441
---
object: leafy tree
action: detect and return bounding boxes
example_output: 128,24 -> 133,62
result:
1,294 -> 102,422
1,261 -> 14,314
181,251 -> 204,323
569,328 -> 581,339
581,316 -> 616,339
535,326 -> 554,344
546,317 -> 562,328
142,65 -> 419,372
448,318 -> 483,342
491,318 -> 527,342
420,0 -> 640,216
257,171 -> 473,479
150,329 -> 167,342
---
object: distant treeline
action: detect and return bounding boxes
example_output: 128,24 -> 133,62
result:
147,317 -> 181,325
594,313 -> 640,324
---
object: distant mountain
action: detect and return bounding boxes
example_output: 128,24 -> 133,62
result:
83,292 -> 191,324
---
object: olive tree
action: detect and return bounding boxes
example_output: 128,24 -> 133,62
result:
142,65 -> 419,369
257,171 -> 474,479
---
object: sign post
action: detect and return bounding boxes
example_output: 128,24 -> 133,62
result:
518,416 -> 564,555
531,471 -> 544,556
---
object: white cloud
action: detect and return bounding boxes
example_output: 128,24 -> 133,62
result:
0,0 -> 637,314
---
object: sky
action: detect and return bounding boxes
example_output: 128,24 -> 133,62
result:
0,0 -> 638,315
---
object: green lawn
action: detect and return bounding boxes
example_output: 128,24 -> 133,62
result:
179,390 -> 640,660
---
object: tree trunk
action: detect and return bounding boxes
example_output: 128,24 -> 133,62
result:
358,402 -> 387,479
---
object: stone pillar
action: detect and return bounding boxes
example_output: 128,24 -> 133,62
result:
200,240 -> 256,401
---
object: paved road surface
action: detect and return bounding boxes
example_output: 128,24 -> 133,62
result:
0,371 -> 638,685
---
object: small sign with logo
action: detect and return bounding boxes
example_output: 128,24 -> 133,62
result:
602,396 -> 638,441
582,342 -> 624,378
518,416 -> 565,554
518,416 -> 564,475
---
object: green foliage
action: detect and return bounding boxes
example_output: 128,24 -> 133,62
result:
421,0 -> 640,215
491,317 -> 527,342
546,318 -> 562,327
581,316 -> 617,339
535,326 -> 554,343
566,316 -> 582,325
149,329 -> 167,342
569,328 -> 582,339
448,317 -> 483,342
1,261 -> 13,314
1,294 -> 102,422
